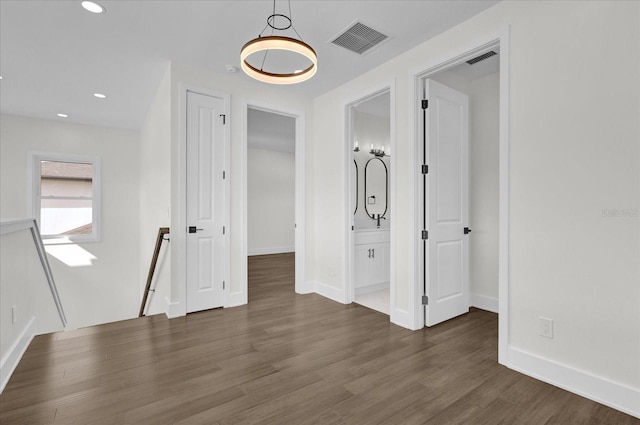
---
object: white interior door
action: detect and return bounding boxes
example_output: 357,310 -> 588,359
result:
425,79 -> 470,326
186,91 -> 226,313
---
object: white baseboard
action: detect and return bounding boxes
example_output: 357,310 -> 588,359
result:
313,281 -> 347,304
355,282 -> 389,296
225,291 -> 248,308
295,281 -> 314,295
1,317 -> 36,393
164,297 -> 182,319
166,291 -> 249,315
508,347 -> 640,419
390,307 -> 420,330
470,293 -> 499,313
248,246 -> 295,256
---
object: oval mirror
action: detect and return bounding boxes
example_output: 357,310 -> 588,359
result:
364,157 -> 388,219
353,159 -> 359,215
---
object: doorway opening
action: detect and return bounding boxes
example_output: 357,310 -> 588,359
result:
412,34 -> 509,363
345,84 -> 396,317
241,102 -> 307,304
247,108 -> 296,299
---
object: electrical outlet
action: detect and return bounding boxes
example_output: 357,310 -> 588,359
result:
539,317 -> 553,338
11,305 -> 17,325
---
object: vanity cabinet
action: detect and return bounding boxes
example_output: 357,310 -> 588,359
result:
354,230 -> 390,290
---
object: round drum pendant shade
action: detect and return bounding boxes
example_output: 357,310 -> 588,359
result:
240,36 -> 317,84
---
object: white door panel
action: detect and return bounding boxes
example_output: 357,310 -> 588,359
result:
186,91 -> 226,313
425,79 -> 469,327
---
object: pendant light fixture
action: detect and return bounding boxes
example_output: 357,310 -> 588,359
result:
240,0 -> 317,84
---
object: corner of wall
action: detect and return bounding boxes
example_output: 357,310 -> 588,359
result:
313,281 -> 348,304
224,289 -> 248,308
470,293 -> 499,313
164,297 -> 182,319
390,307 -> 421,331
0,317 -> 36,394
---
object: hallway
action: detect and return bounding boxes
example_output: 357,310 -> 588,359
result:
0,253 -> 635,424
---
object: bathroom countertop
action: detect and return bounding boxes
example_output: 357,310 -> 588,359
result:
354,227 -> 390,232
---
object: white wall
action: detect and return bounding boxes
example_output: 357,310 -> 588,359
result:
0,227 -> 63,367
0,115 -> 141,329
468,72 -> 499,305
247,148 -> 295,255
139,66 -> 172,316
310,0 -> 639,412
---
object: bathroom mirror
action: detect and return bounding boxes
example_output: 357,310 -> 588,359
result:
353,159 -> 359,215
364,157 -> 388,219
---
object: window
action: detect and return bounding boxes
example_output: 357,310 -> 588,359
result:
29,152 -> 101,242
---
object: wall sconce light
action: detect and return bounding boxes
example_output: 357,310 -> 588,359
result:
370,144 -> 389,157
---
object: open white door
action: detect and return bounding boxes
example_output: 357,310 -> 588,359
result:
186,91 -> 226,313
425,79 -> 470,326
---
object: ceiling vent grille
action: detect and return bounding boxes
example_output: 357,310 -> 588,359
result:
331,21 -> 388,55
466,51 -> 497,65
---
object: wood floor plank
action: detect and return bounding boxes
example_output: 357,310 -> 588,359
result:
1,252 -> 637,424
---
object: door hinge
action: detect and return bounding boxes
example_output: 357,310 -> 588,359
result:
223,281 -> 225,290
422,295 -> 429,305
220,114 -> 226,124
421,230 -> 428,240
223,171 -> 226,179
421,164 -> 429,174
421,99 -> 428,109
222,226 -> 225,235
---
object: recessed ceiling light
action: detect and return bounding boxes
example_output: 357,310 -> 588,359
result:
57,113 -> 68,118
0,76 -> 3,80
93,93 -> 107,99
81,1 -> 105,14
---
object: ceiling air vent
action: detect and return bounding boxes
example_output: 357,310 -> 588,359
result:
331,21 -> 388,55
466,51 -> 497,65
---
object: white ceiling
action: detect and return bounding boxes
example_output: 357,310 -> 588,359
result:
0,0 -> 499,130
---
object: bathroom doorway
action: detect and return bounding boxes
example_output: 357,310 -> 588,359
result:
346,86 -> 395,316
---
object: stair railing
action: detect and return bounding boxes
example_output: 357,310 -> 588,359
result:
139,227 -> 170,317
0,219 -> 67,327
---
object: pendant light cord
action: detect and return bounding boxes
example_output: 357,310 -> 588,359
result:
288,0 -> 304,41
255,0 -> 309,72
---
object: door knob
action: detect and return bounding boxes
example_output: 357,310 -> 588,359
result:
188,226 -> 203,233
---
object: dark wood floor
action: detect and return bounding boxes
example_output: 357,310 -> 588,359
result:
1,252 -> 637,424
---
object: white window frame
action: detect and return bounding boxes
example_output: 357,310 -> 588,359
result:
28,151 -> 101,243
